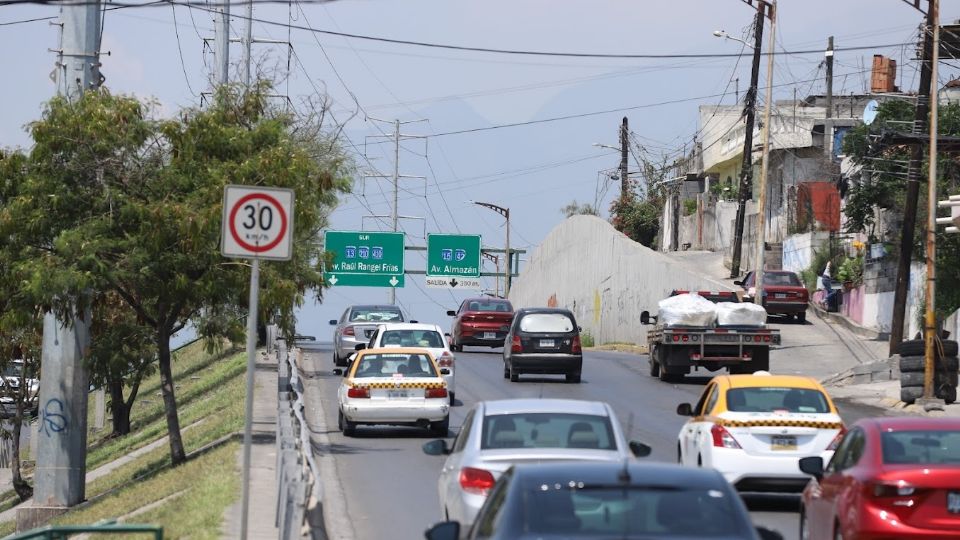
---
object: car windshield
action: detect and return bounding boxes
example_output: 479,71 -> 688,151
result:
351,353 -> 437,378
349,309 -> 403,322
480,413 -> 616,450
380,329 -> 444,348
520,485 -> 745,537
726,387 -> 830,413
765,273 -> 802,286
519,313 -> 575,333
466,300 -> 512,312
881,430 -> 960,465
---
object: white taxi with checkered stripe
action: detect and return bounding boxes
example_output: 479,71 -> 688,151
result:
337,348 -> 450,437
676,372 -> 844,493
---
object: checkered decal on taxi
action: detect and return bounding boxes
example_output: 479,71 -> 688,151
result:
719,419 -> 843,429
350,381 -> 446,389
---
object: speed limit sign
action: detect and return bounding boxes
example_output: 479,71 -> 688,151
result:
221,185 -> 295,260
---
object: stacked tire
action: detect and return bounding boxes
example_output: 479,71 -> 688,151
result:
897,339 -> 958,404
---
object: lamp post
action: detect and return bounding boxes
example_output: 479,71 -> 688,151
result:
472,201 -> 511,297
482,252 -> 501,298
752,0 -> 777,306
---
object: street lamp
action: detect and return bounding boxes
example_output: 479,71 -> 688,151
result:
712,30 -> 754,49
593,143 -> 619,151
471,201 -> 511,297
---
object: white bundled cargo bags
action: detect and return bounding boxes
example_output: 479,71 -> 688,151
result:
657,293 -> 718,327
715,301 -> 768,327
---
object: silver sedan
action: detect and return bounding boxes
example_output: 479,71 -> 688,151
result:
422,398 -> 650,529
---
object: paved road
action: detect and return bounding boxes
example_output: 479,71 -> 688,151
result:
299,332 -> 892,540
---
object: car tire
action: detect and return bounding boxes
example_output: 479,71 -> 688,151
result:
676,444 -> 682,464
503,361 -> 510,379
566,372 -> 581,384
833,521 -> 843,540
649,351 -> 661,378
797,312 -> 807,323
431,416 -> 450,436
899,355 -> 960,372
799,506 -> 810,540
338,410 -> 356,437
898,339 -> 958,357
332,351 -> 341,367
509,364 -> 520,382
900,385 -> 925,404
449,392 -> 456,405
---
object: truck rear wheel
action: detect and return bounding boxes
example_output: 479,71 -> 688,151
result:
648,349 -> 661,377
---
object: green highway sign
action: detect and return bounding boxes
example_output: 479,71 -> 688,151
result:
427,234 -> 481,277
324,230 -> 405,288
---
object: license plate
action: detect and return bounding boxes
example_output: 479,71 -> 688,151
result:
770,435 -> 797,451
540,339 -> 556,348
948,492 -> 960,514
775,293 -> 787,299
387,390 -> 409,399
483,332 -> 497,339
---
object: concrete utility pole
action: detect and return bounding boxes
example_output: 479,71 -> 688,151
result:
213,0 -> 230,85
26,0 -> 102,528
890,4 -> 936,356
923,0 -> 941,401
391,119 -> 400,305
729,4 -> 765,278
824,36 -> 834,157
620,117 -> 630,203
241,0 -> 253,87
753,0 -> 777,305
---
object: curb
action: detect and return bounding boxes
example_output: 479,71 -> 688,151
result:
809,301 -> 888,341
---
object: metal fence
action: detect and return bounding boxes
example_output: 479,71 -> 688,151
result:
275,339 -> 323,540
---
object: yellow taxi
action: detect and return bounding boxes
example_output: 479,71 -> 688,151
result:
676,371 -> 844,493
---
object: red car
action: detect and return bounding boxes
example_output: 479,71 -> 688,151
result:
736,270 -> 809,323
799,417 -> 960,540
446,298 -> 514,351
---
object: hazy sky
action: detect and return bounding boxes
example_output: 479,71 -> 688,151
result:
3,0 -> 958,339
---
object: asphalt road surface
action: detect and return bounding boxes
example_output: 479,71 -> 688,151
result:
297,328 -> 893,540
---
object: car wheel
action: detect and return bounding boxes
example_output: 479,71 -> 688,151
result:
449,392 -> 456,405
649,353 -> 661,378
697,454 -> 703,467
338,410 -> 356,437
332,350 -> 341,366
509,364 -> 519,382
797,312 -> 807,323
676,444 -> 682,464
799,506 -> 810,540
833,521 -> 843,540
431,416 -> 450,436
503,361 -> 510,379
566,371 -> 581,384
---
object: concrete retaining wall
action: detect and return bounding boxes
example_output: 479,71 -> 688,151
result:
508,215 -> 732,345
782,232 -> 831,274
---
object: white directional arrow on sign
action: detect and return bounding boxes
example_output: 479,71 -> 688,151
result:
328,275 -> 338,285
389,276 -> 399,287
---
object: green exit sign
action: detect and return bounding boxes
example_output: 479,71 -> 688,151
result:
324,230 -> 405,288
427,234 -> 481,277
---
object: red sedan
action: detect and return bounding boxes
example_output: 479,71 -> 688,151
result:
799,417 -> 960,540
446,298 -> 513,351
736,270 -> 809,323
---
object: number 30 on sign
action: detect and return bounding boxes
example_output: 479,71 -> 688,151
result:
221,185 -> 295,261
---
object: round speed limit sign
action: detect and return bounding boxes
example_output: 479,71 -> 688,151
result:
222,185 -> 295,260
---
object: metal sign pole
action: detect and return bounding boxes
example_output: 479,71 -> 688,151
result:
240,257 -> 260,540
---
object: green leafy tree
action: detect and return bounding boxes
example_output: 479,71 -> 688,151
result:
560,200 -> 598,217
1,85 -> 351,465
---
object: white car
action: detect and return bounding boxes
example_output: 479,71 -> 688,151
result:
421,398 -> 650,529
676,372 -> 844,493
358,322 -> 456,404
336,348 -> 450,437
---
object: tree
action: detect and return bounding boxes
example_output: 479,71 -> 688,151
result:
1,84 -> 351,465
609,151 -> 669,248
560,200 -> 598,218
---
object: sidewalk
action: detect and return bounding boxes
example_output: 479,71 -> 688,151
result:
827,378 -> 960,418
221,351 -> 278,539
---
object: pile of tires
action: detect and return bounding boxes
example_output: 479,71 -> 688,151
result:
897,339 -> 958,404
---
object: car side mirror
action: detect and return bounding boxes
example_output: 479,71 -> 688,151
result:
424,521 -> 460,540
333,368 -> 343,376
676,403 -> 695,417
733,280 -> 743,286
628,441 -> 652,458
756,527 -> 783,540
354,344 -> 366,351
798,456 -> 824,480
440,368 -> 451,375
446,310 -> 456,317
329,319 -> 338,325
422,439 -> 451,456
640,311 -> 650,325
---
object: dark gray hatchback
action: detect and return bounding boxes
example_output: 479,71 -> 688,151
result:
502,308 -> 583,383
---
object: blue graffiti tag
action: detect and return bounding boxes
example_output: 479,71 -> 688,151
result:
41,398 -> 68,437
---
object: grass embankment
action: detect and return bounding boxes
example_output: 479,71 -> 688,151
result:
0,340 -> 246,539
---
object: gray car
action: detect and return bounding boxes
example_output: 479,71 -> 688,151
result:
422,398 -> 650,530
329,305 -> 406,366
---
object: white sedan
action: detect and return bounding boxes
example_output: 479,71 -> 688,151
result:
362,322 -> 457,404
336,348 -> 451,437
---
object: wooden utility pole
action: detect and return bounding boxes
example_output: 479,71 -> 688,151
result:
620,117 -> 630,203
753,0 -> 777,303
923,0 -> 941,400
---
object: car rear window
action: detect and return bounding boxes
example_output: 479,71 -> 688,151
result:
466,300 -> 512,312
765,273 -> 802,286
480,413 -> 615,450
349,309 -> 403,322
520,485 -> 745,537
380,329 -> 444,348
725,387 -> 830,414
881,430 -> 960,465
351,353 -> 437,378
519,313 -> 575,333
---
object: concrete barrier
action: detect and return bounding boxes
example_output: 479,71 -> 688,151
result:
508,215 -> 733,345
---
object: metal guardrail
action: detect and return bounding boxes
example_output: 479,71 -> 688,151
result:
276,338 -> 323,540
6,521 -> 162,539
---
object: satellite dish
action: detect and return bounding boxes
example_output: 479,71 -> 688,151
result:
863,100 -> 879,125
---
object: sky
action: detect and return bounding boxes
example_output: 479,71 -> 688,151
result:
3,0 -> 959,343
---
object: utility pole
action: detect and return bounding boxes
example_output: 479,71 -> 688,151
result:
825,36 -> 834,157
28,0 -> 101,527
213,0 -> 230,85
391,119 -> 400,305
753,0 -> 777,304
890,3 -> 936,356
923,0 -> 941,401
729,4 -> 765,278
242,0 -> 253,87
620,117 -> 630,203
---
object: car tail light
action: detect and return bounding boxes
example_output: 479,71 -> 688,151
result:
681,334 -> 689,342
426,387 -> 448,399
870,481 -> 916,498
459,467 -> 496,495
437,352 -> 455,368
827,426 -> 847,451
343,326 -> 355,336
763,335 -> 771,342
572,335 -> 582,353
347,387 -> 370,398
672,335 -> 681,342
711,424 -> 741,449
511,335 -> 522,353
